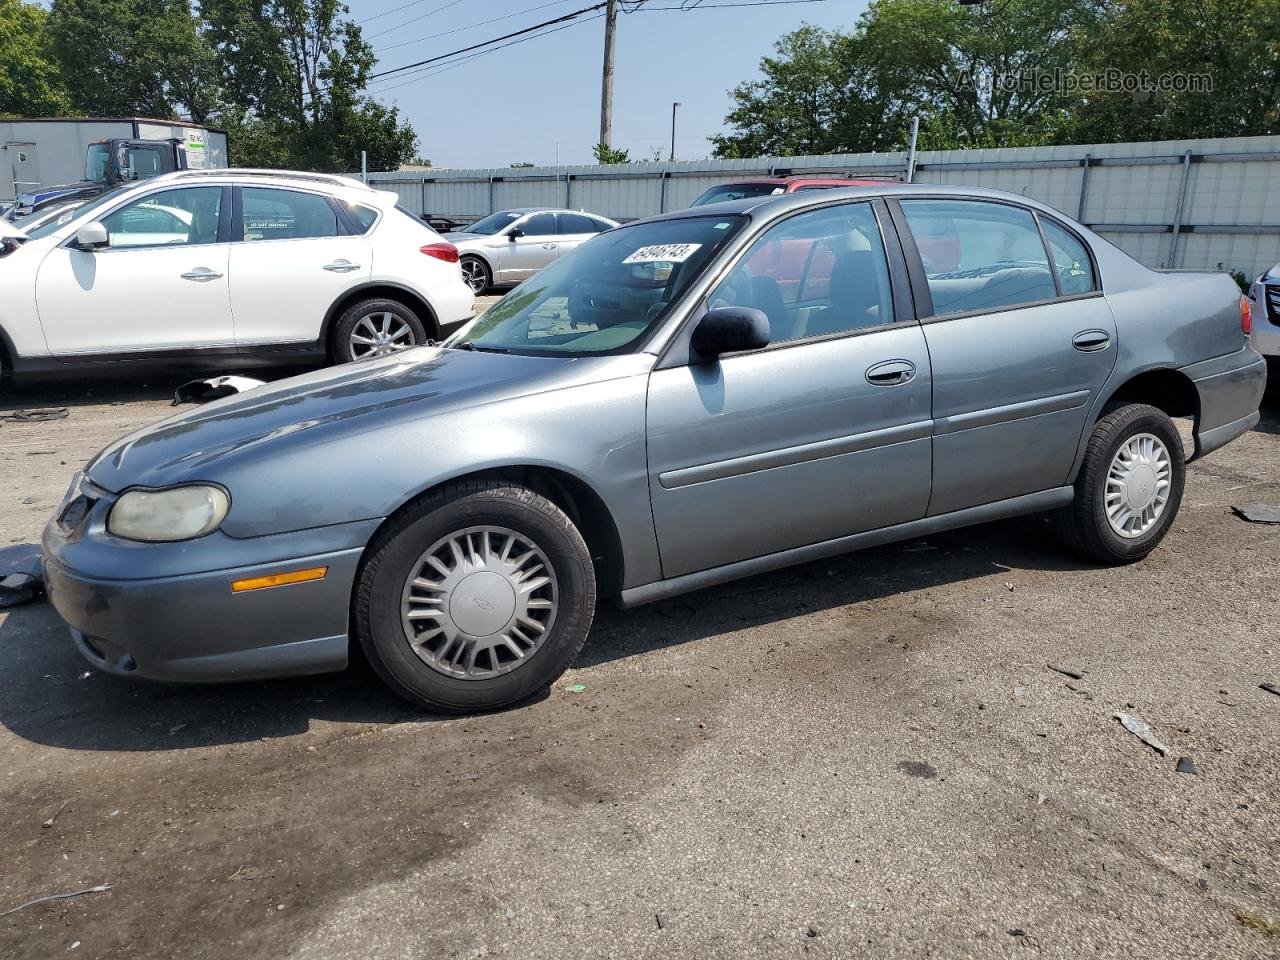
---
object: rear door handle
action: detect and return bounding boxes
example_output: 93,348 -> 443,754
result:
323,260 -> 361,273
865,359 -> 917,386
1072,329 -> 1111,352
180,268 -> 223,282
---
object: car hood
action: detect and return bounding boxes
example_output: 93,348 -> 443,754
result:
442,232 -> 498,249
85,347 -> 651,494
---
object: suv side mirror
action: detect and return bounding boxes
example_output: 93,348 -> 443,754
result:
75,222 -> 109,251
692,306 -> 771,357
506,227 -> 524,240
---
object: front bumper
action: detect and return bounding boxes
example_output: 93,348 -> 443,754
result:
1249,279 -> 1280,357
43,481 -> 379,682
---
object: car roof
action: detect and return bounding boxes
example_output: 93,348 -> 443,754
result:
644,182 -> 1084,225
498,207 -> 616,218
713,176 -> 895,187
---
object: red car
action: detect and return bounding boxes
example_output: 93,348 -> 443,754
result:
689,175 -> 897,207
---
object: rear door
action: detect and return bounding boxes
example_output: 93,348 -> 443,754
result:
646,200 -> 933,578
892,198 -> 1117,515
227,185 -> 371,348
554,212 -> 606,260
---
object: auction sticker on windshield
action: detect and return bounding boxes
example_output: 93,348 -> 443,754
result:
623,243 -> 702,264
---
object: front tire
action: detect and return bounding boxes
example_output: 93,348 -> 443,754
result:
329,298 -> 428,364
1054,403 -> 1185,564
353,480 -> 596,714
460,256 -> 491,294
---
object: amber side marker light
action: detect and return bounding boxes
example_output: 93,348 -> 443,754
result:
231,567 -> 328,593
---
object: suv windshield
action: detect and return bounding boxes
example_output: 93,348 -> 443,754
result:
449,215 -> 747,356
462,211 -> 523,235
691,183 -> 785,207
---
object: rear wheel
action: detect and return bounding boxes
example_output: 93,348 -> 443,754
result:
330,298 -> 428,364
1054,403 -> 1185,564
353,479 -> 596,713
460,256 -> 491,294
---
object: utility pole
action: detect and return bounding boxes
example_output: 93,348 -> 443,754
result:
670,102 -> 682,162
599,0 -> 619,151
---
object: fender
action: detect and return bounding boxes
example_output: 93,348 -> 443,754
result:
319,280 -> 443,343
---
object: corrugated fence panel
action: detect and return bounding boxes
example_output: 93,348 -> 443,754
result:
368,135 -> 1280,277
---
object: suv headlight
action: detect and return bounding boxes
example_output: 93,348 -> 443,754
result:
107,485 -> 230,542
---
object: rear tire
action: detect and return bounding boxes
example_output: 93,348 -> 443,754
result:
460,256 -> 491,294
353,479 -> 596,714
1054,403 -> 1185,564
329,298 -> 428,364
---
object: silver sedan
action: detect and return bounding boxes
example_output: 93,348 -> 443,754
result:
444,208 -> 618,292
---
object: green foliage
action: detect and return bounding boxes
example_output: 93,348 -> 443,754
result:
0,0 -> 71,116
715,0 -> 1279,157
593,142 -> 631,164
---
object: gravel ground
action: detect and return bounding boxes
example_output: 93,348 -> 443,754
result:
1,337 -> 1277,959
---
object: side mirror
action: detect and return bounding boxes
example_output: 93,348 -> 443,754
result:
691,306 -> 771,357
506,227 -> 524,240
75,222 -> 109,251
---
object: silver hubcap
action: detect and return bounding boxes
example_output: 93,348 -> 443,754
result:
1105,432 -> 1173,538
350,312 -> 416,360
461,259 -> 488,292
400,526 -> 558,679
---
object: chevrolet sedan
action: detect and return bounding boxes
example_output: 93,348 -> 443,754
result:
44,186 -> 1267,714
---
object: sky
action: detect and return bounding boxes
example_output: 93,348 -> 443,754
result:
347,0 -> 870,169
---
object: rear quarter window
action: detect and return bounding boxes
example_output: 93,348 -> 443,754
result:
347,204 -> 380,234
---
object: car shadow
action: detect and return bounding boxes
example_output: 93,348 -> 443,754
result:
0,368 -> 313,413
0,513 -> 1089,754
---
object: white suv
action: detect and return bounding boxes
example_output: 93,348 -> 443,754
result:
0,169 -> 475,382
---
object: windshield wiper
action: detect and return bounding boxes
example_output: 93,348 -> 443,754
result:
455,342 -> 510,354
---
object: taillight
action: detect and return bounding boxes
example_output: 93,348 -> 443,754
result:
420,242 -> 459,263
1241,295 -> 1253,334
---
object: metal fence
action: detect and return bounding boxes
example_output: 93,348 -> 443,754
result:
368,135 -> 1280,280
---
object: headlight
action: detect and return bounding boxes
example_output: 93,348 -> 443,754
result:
107,485 -> 229,542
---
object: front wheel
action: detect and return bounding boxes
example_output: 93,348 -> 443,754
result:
460,256 -> 491,294
353,480 -> 597,714
1054,403 -> 1185,564
330,298 -> 428,364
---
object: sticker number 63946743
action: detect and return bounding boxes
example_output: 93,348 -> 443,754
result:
622,243 -> 702,265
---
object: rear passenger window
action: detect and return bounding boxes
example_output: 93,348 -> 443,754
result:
1040,218 -> 1096,295
709,202 -> 895,343
347,204 -> 380,235
558,213 -> 599,234
242,188 -> 339,241
900,199 -> 1056,315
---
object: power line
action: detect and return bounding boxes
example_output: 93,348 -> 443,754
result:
368,3 -> 608,82
360,0 -> 461,26
377,0 -> 581,55
365,0 -> 468,40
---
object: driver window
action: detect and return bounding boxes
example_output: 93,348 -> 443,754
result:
101,186 -> 222,249
522,213 -> 557,237
707,202 -> 895,343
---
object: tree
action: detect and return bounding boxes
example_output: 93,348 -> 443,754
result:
202,0 -> 417,171
0,0 -> 71,116
47,0 -> 218,121
592,142 -> 630,164
713,1 -> 1097,157
1065,0 -> 1280,142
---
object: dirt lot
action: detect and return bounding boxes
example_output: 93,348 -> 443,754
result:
1,342 -> 1278,959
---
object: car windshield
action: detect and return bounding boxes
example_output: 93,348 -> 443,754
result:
462,211 -> 523,235
85,143 -> 111,182
690,183 -> 785,207
449,215 -> 747,356
22,184 -> 132,241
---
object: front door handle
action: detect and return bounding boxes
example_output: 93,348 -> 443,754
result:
180,268 -> 223,282
865,359 -> 917,386
1072,329 -> 1111,352
542,243 -> 558,251
323,260 -> 362,273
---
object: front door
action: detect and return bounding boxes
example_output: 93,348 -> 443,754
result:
646,201 -> 934,578
894,198 -> 1118,516
496,211 -> 560,283
227,185 -> 371,347
35,185 -> 234,356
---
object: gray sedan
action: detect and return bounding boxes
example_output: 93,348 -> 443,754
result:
444,208 -> 618,292
44,185 -> 1266,714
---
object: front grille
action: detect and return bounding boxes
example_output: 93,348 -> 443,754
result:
1265,283 -> 1280,324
